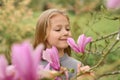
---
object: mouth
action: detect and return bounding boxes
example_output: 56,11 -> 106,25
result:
59,39 -> 67,41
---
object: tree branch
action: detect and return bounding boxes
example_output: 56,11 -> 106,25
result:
91,39 -> 119,70
99,70 -> 120,78
92,31 -> 118,43
94,60 -> 120,80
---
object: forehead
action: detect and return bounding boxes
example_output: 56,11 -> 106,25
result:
50,14 -> 69,24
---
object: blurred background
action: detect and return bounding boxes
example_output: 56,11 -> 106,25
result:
0,0 -> 120,80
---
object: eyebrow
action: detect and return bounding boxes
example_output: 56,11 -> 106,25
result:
55,23 -> 69,26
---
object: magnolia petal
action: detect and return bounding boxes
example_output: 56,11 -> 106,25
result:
106,0 -> 120,9
84,37 -> 92,46
11,42 -> 35,80
77,34 -> 85,53
81,37 -> 92,53
43,47 -> 60,71
44,63 -> 50,70
67,38 -> 80,53
0,55 -> 18,80
77,34 -> 85,46
42,50 -> 52,63
77,34 -> 92,53
0,55 -> 8,79
33,44 -> 44,60
12,42 -> 32,73
32,44 -> 44,77
51,46 -> 60,70
6,65 -> 21,80
6,65 -> 15,77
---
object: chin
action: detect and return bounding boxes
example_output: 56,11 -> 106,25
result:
59,45 -> 68,49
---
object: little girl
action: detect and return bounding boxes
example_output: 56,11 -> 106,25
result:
33,9 -> 93,79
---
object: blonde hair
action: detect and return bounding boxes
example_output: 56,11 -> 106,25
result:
33,9 -> 71,56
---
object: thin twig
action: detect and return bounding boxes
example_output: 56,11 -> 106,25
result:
90,40 -> 119,70
94,59 -> 120,80
91,31 -> 118,43
111,46 -> 120,53
99,70 -> 120,78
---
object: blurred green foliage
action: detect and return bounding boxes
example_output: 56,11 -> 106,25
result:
0,0 -> 34,62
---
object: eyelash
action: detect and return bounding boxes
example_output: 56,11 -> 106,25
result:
54,28 -> 70,32
66,28 -> 70,31
55,29 -> 61,31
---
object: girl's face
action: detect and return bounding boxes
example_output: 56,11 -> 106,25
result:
46,14 -> 71,50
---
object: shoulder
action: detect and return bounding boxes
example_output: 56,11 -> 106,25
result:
60,53 -> 83,71
60,54 -> 83,78
68,57 -> 81,64
60,54 -> 82,66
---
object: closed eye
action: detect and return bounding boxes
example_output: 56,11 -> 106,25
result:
66,28 -> 70,31
54,29 -> 61,31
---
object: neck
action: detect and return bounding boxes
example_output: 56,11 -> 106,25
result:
58,49 -> 64,57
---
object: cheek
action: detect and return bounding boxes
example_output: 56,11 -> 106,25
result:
46,37 -> 53,48
47,34 -> 57,44
69,32 -> 72,37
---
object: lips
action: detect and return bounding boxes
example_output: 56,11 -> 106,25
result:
59,39 -> 67,41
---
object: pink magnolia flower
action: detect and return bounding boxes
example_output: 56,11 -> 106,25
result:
67,34 -> 92,53
106,0 -> 120,9
0,55 -> 19,80
43,46 -> 70,80
11,41 -> 43,80
42,46 -> 60,71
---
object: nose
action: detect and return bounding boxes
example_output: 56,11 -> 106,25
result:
62,29 -> 69,36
